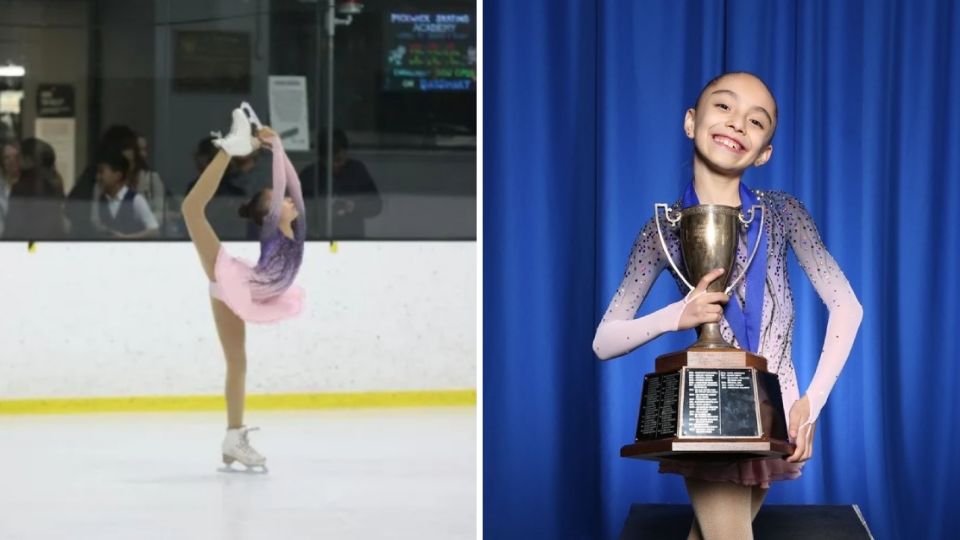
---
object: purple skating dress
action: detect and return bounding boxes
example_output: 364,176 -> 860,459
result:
210,136 -> 306,323
594,188 -> 863,487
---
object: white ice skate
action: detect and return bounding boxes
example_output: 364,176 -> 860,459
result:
219,426 -> 268,474
239,101 -> 263,132
211,108 -> 257,157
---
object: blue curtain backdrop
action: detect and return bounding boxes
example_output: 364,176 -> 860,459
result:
484,0 -> 960,539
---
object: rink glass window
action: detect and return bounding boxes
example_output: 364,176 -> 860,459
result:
0,0 -> 476,242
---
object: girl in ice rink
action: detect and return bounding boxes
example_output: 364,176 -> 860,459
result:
182,103 -> 306,473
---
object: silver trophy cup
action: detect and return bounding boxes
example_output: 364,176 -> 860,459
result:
654,203 -> 764,349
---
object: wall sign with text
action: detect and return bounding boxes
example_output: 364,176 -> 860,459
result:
384,12 -> 476,92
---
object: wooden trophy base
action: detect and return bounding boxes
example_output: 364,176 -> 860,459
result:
621,438 -> 796,461
621,347 -> 796,462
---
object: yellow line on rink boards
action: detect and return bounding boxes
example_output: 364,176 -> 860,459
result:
0,390 -> 476,415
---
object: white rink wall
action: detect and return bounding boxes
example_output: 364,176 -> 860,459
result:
0,242 -> 476,399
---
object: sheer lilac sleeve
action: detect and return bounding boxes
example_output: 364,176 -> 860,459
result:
281,143 -> 306,240
261,136 -> 286,238
262,135 -> 306,240
593,217 -> 686,360
784,195 -> 864,425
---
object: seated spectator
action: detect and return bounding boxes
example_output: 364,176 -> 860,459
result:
3,138 -> 66,239
0,139 -> 21,237
129,131 -> 168,230
67,125 -> 141,238
91,149 -> 158,239
186,136 -> 249,197
299,128 -> 381,238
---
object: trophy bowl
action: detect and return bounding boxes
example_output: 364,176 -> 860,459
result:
655,203 -> 762,349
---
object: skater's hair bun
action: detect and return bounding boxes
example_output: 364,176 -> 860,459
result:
238,189 -> 270,226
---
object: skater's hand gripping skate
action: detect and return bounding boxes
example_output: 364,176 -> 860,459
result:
256,126 -> 279,148
677,268 -> 730,331
785,395 -> 816,463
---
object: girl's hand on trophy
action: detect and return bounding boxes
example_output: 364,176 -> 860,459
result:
677,268 -> 730,330
785,395 -> 816,463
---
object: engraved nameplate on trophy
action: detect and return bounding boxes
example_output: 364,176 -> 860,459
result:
681,368 -> 757,438
637,371 -> 681,439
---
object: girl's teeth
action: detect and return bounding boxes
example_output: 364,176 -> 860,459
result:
715,137 -> 739,151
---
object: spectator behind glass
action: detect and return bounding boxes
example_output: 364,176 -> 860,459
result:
130,131 -> 168,230
188,136 -> 255,197
0,140 -> 21,237
137,134 -> 149,163
299,129 -> 381,239
183,136 -> 255,240
67,125 -> 139,238
3,138 -> 66,239
91,148 -> 158,239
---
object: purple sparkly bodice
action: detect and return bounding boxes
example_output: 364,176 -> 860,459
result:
249,230 -> 304,300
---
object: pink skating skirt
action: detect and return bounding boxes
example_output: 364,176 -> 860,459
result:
659,457 -> 804,489
209,247 -> 304,324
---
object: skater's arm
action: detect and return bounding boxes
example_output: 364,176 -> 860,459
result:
257,128 -> 289,238
594,274 -> 729,359
594,303 -> 683,360
785,195 -> 864,426
593,217 -> 728,360
280,143 -> 307,240
182,151 -> 230,216
257,127 -> 306,240
593,218 -> 671,360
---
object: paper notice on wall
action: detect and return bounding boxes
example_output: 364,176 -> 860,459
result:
34,118 -> 76,193
267,76 -> 309,151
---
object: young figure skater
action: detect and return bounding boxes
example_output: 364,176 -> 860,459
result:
181,103 -> 306,473
593,72 -> 863,539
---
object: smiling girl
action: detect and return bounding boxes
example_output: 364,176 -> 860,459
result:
594,72 -> 864,539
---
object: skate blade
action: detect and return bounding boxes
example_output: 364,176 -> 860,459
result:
218,458 -> 268,474
240,102 -> 263,130
218,464 -> 268,474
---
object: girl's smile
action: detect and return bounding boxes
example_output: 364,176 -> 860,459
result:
711,133 -> 747,154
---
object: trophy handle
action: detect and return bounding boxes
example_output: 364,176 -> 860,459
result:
724,205 -> 765,294
654,203 -> 694,292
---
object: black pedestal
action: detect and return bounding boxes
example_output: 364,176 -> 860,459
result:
619,503 -> 873,539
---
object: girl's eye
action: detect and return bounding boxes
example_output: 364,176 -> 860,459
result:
715,103 -> 730,111
750,119 -> 765,129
